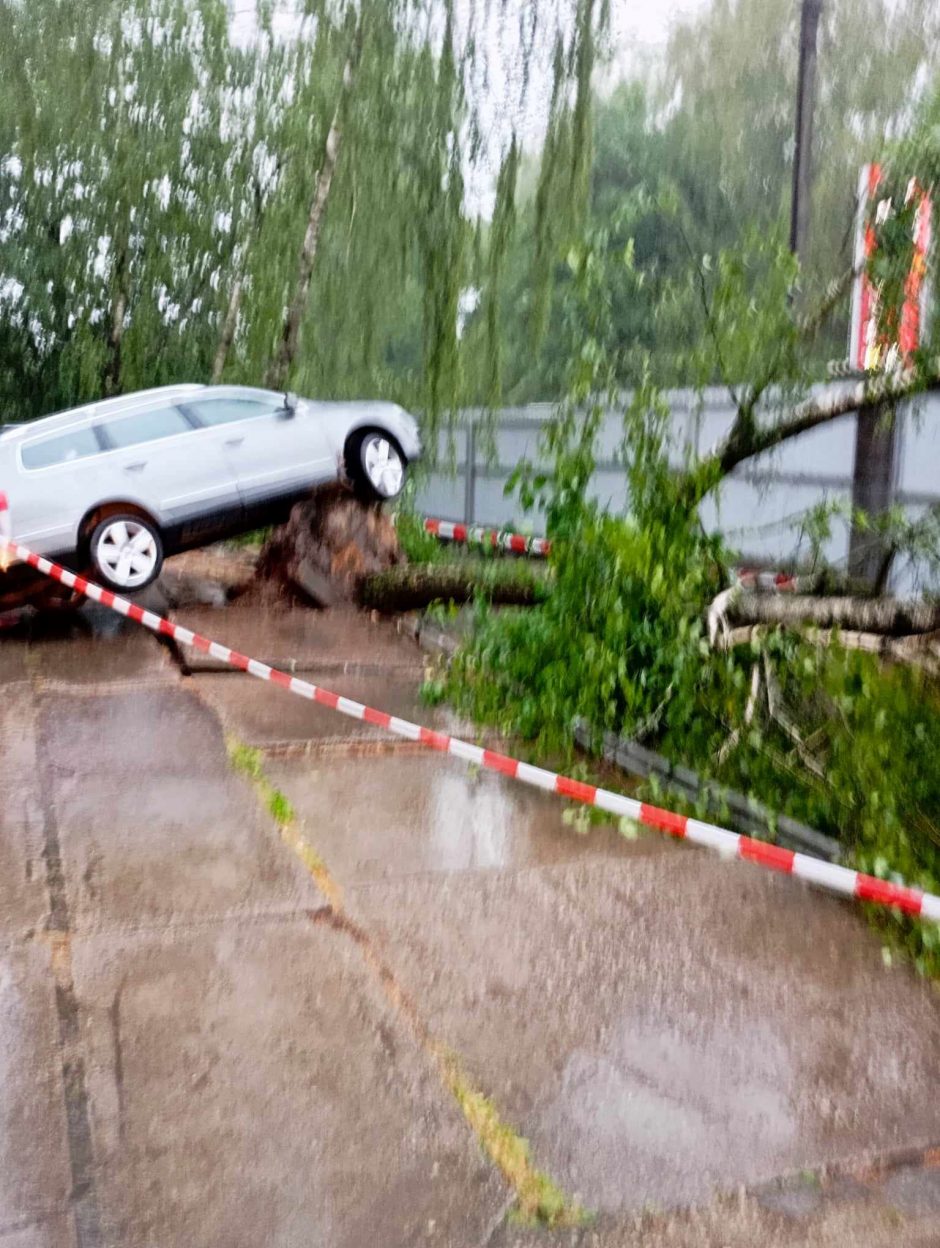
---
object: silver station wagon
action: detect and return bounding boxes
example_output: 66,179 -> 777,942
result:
0,384 -> 421,592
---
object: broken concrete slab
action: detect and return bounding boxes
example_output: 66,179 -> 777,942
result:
292,555 -> 341,607
267,752 -> 667,885
171,605 -> 422,674
72,920 -> 509,1248
36,688 -> 315,927
192,670 -> 467,749
0,945 -> 73,1232
28,623 -> 173,688
348,855 -> 940,1216
159,545 -> 259,609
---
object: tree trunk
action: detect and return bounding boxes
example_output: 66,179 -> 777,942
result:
848,401 -> 899,586
265,46 -> 359,391
359,564 -> 547,613
212,279 -> 242,383
680,359 -> 940,508
104,244 -> 128,397
727,593 -> 939,636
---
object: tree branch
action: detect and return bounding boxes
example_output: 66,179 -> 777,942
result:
727,592 -> 940,636
714,362 -> 940,479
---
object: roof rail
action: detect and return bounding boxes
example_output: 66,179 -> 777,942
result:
90,384 -> 207,415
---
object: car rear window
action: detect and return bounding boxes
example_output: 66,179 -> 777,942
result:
21,426 -> 101,470
182,398 -> 281,427
102,406 -> 193,450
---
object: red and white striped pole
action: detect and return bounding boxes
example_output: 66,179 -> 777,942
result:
1,497 -> 936,926
421,517 -> 800,590
422,517 -> 552,557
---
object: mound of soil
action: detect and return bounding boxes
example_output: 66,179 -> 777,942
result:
250,484 -> 402,608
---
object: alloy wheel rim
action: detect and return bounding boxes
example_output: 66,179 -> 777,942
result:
96,520 -> 158,588
363,436 -> 404,497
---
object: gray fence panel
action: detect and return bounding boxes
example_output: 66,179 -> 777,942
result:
414,386 -> 939,590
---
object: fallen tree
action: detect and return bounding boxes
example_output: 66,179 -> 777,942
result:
726,593 -> 940,636
359,561 -> 548,612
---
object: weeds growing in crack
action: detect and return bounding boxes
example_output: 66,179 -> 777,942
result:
227,735 -> 588,1227
440,1054 -> 588,1227
226,736 -> 340,907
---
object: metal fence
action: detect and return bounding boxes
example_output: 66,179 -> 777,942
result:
415,385 -> 940,592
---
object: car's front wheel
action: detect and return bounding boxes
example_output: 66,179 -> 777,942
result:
347,431 -> 407,501
90,514 -> 164,592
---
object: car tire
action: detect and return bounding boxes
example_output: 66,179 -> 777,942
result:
89,514 -> 164,592
347,431 -> 407,501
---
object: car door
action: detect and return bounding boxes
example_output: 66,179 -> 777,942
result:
93,403 -> 241,530
179,395 -> 335,508
13,422 -> 104,552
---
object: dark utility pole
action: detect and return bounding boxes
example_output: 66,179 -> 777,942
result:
789,0 -> 823,261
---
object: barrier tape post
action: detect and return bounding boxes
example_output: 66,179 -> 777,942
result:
421,517 -> 799,590
423,517 -> 552,557
1,493 -> 937,926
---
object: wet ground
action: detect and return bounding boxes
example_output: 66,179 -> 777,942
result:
1,580 -> 939,1246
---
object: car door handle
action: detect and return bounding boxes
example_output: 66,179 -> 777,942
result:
124,462 -> 147,473
224,437 -> 245,448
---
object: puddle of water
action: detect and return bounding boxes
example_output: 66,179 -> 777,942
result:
536,1016 -> 798,1210
267,752 -> 665,881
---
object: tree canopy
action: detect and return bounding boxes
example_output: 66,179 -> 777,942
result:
471,0 -> 940,400
0,0 -> 603,426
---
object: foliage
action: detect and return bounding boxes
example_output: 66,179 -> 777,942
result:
448,217 -> 940,973
470,0 -> 940,400
0,0 -> 605,435
394,511 -> 450,564
666,636 -> 940,974
451,230 -> 726,748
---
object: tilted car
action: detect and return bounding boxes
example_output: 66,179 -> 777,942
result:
0,384 -> 421,592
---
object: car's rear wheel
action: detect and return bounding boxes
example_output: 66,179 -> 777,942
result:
90,514 -> 164,591
348,431 -> 407,501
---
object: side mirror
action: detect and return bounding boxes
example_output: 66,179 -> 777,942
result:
280,392 -> 298,418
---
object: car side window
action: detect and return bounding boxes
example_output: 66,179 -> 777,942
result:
181,398 -> 282,427
102,406 -> 193,451
21,426 -> 101,471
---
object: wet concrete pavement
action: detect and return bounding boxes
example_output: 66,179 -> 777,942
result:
1,597 -> 939,1245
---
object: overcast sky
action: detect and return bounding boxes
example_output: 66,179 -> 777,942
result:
229,0 -> 713,215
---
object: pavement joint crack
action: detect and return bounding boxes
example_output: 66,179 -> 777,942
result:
25,661 -> 104,1248
227,734 -> 588,1228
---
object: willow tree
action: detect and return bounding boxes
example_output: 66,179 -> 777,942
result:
0,0 -> 253,419
0,0 -> 607,432
221,0 -> 607,432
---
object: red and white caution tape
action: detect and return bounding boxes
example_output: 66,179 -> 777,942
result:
1,493 -> 937,925
423,517 -> 552,557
